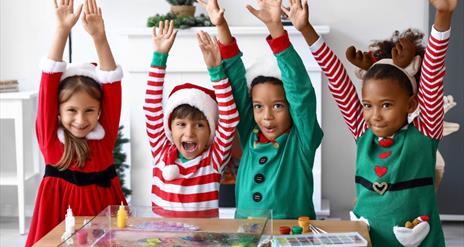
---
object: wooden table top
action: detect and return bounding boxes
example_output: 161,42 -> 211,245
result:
34,217 -> 371,246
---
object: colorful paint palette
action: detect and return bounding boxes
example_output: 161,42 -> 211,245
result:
272,232 -> 368,246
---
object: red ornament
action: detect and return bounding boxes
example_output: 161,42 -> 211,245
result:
378,138 -> 394,148
379,151 -> 392,159
375,166 -> 388,177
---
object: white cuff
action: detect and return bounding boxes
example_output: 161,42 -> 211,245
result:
431,25 -> 451,40
41,57 -> 67,73
96,65 -> 123,84
309,36 -> 325,53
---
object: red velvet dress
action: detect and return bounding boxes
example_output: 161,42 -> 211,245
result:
26,60 -> 127,247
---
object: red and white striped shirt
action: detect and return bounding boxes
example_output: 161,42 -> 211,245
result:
144,63 -> 239,217
309,27 -> 449,140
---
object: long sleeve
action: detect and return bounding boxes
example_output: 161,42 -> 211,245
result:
218,39 -> 254,147
267,32 -> 323,152
96,65 -> 123,146
144,52 -> 170,165
309,37 -> 367,140
413,26 -> 450,139
207,65 -> 240,172
36,58 -> 67,160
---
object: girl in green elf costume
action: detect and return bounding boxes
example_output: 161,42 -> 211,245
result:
198,0 -> 323,219
283,0 -> 457,245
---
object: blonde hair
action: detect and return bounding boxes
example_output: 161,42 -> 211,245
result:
56,76 -> 102,170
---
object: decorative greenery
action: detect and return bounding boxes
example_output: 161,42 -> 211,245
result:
147,13 -> 213,29
166,0 -> 196,5
113,125 -> 131,198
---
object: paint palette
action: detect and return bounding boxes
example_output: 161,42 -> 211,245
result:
272,232 -> 368,246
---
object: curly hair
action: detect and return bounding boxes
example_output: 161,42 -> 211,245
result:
364,29 -> 425,96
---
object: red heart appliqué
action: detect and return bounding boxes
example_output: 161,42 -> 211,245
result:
378,138 -> 394,148
379,151 -> 392,159
375,166 -> 388,177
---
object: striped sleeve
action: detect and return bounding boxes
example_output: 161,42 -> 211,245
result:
309,37 -> 367,139
413,26 -> 450,139
208,65 -> 240,173
144,52 -> 170,164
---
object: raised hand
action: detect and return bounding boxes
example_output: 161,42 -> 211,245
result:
152,20 -> 178,54
197,31 -> 221,68
345,46 -> 373,71
53,0 -> 83,32
281,0 -> 309,32
392,38 -> 417,68
82,0 -> 105,40
246,0 -> 282,25
430,0 -> 458,13
430,0 -> 457,31
197,0 -> 226,26
247,0 -> 284,38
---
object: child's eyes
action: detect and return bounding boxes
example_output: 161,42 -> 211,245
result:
382,103 -> 392,108
85,109 -> 95,113
253,104 -> 262,110
196,123 -> 205,128
176,122 -> 186,127
362,103 -> 371,109
67,109 -> 77,113
273,103 -> 285,109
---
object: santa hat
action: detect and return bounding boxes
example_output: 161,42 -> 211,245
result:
61,62 -> 123,84
245,54 -> 282,88
163,83 -> 218,144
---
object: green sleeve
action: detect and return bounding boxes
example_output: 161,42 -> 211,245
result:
222,53 -> 254,148
151,52 -> 168,67
276,46 -> 323,152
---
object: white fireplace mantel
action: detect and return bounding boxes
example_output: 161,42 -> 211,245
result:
121,25 -> 330,216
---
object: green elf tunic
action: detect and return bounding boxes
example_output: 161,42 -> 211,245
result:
353,125 -> 444,246
218,31 -> 323,219
308,26 -> 449,246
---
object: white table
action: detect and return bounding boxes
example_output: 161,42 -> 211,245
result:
0,90 -> 40,234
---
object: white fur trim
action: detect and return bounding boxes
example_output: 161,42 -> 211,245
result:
393,221 -> 430,247
41,57 -> 67,73
57,122 -> 105,143
163,87 -> 218,144
245,54 -> 282,88
96,65 -> 123,84
407,107 -> 420,124
61,62 -> 99,82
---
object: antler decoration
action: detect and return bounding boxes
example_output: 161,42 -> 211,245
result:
345,46 -> 374,71
392,38 -> 417,68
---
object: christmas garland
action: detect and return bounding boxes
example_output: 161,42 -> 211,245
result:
147,13 -> 213,29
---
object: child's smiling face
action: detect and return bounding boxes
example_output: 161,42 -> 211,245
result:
170,117 -> 211,160
251,82 -> 292,141
362,78 -> 418,137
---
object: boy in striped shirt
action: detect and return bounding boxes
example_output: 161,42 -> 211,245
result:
144,20 -> 239,217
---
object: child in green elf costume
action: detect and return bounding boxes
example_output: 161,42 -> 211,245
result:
198,0 -> 323,219
282,0 -> 457,245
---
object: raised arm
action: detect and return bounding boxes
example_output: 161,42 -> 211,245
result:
414,0 -> 456,139
284,0 -> 366,140
37,0 -> 82,150
197,31 -> 240,172
144,20 -> 178,164
82,0 -> 123,144
199,0 -> 253,146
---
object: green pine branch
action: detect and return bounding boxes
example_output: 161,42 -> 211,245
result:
113,125 -> 132,198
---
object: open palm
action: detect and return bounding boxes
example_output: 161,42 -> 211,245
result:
54,0 -> 82,31
153,20 -> 177,53
82,0 -> 105,39
247,0 -> 283,24
197,0 -> 225,26
281,0 -> 309,31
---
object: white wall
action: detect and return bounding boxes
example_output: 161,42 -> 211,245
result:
0,0 -> 427,218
